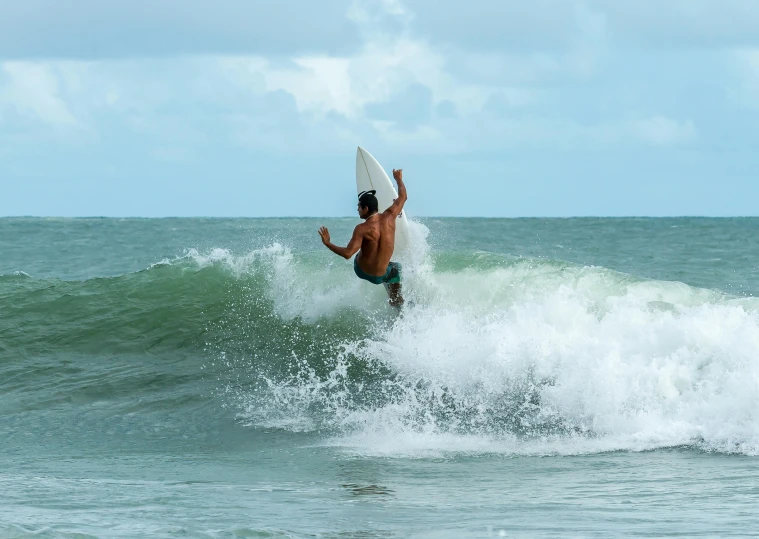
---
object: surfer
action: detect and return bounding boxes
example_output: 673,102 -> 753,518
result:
319,168 -> 407,307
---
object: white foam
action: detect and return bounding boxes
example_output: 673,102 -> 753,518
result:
251,251 -> 759,457
189,225 -> 759,458
178,243 -> 390,321
182,245 -> 285,275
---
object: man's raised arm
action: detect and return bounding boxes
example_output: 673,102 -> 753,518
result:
385,168 -> 407,217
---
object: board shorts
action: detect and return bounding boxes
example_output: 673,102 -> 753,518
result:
354,257 -> 402,285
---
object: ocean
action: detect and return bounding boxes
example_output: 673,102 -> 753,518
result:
1,217 -> 758,538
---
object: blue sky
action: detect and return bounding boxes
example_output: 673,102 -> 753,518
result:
1,0 -> 759,217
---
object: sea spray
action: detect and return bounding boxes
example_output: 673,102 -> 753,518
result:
228,240 -> 759,457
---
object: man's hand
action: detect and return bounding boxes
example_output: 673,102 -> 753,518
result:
320,225 -> 362,259
318,226 -> 331,245
387,168 -> 407,217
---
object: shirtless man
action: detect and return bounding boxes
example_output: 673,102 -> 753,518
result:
318,169 -> 407,307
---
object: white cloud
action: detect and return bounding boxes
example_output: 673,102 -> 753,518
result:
218,30 -> 493,122
221,0 -> 561,121
209,0 -> 672,154
239,0 -> 615,125
0,0 -> 709,157
0,62 -> 78,126
347,0 -> 412,25
217,0 -> 604,120
633,116 -> 698,146
264,56 -> 354,116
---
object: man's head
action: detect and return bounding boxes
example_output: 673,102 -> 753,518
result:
358,190 -> 378,219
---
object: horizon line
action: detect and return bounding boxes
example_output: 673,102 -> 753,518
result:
3,215 -> 759,220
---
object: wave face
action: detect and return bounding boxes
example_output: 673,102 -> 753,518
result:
3,220 -> 759,457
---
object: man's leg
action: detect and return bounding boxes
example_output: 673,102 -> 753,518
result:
385,282 -> 404,308
383,262 -> 404,308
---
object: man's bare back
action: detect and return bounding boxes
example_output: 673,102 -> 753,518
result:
318,169 -> 407,307
353,211 -> 397,276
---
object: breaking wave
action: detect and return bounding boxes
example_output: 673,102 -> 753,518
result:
4,221 -> 759,457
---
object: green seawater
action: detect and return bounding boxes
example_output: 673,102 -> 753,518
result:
1,217 -> 758,538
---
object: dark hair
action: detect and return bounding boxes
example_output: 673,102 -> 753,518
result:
358,190 -> 378,213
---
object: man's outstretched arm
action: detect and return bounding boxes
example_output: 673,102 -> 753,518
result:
319,226 -> 363,259
385,168 -> 407,217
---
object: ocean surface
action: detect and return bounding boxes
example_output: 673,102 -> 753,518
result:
1,217 -> 759,538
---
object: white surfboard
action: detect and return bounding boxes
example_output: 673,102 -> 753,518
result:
355,146 -> 410,254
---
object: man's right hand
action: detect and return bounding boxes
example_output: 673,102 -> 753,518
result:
318,226 -> 331,245
393,169 -> 403,183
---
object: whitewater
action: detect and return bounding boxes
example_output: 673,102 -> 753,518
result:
217,235 -> 759,457
2,217 -> 758,537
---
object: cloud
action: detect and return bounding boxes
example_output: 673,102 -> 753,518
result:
219,1 -> 497,122
348,0 -> 413,25
632,116 -> 698,146
4,0 -> 759,63
366,83 -> 433,128
585,0 -> 759,49
403,0 -> 580,52
0,0 -> 726,159
0,62 -> 78,126
404,0 -> 759,52
0,0 -> 359,59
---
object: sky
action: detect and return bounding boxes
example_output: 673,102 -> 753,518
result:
1,0 -> 759,217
